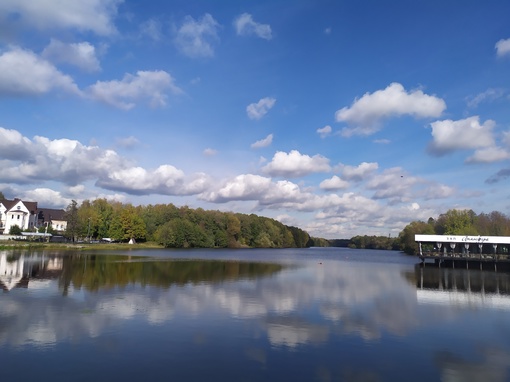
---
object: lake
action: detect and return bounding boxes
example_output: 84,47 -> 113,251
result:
1,247 -> 510,381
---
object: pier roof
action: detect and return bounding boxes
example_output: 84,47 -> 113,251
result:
415,234 -> 510,245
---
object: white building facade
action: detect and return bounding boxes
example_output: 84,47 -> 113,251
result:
0,199 -> 38,234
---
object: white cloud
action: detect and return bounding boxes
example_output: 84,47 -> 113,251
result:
503,131 -> 510,147
67,184 -> 85,196
317,125 -> 332,138
427,116 -> 495,155
140,18 -> 162,41
0,127 -> 32,159
0,127 -> 211,197
366,168 -> 421,203
324,27 -> 332,35
42,39 -> 101,72
201,174 -> 272,202
466,88 -> 505,108
115,136 -> 140,149
495,38 -> 510,57
0,0 -> 121,35
21,188 -> 71,208
337,162 -> 378,181
0,46 -> 81,96
201,174 -> 308,206
421,184 -> 456,200
251,134 -> 273,149
96,165 -> 210,196
87,70 -> 182,110
174,14 -> 220,58
0,129 -> 125,185
373,139 -> 391,144
320,176 -> 349,191
233,13 -> 272,40
465,147 -> 510,164
247,97 -> 276,120
262,150 -> 331,178
336,83 -> 446,136
203,148 -> 217,156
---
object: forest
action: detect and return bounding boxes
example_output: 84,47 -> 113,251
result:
60,199 -> 314,249
323,209 -> 510,255
26,196 -> 510,255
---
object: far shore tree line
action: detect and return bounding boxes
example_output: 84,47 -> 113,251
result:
59,199 -> 315,249
345,209 -> 510,255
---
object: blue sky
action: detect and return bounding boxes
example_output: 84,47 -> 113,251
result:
1,0 -> 510,239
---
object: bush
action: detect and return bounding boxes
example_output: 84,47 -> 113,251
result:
9,225 -> 22,235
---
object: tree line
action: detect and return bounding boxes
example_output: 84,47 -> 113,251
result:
63,199 -> 314,249
317,209 -> 510,255
398,209 -> 510,255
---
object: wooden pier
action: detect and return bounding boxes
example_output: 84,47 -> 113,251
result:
415,234 -> 510,272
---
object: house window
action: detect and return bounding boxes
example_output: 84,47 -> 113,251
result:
17,215 -> 20,220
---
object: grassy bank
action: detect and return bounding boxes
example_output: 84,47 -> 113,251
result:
0,241 -> 164,251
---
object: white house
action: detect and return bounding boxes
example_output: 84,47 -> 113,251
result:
37,208 -> 67,232
0,198 -> 38,234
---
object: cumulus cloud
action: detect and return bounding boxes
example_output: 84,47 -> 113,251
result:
87,70 -> 182,110
320,176 -> 349,191
247,97 -> 276,120
465,147 -> 510,164
233,13 -> 272,40
201,174 -> 272,202
427,116 -> 495,156
335,83 -> 446,136
0,128 -> 125,185
21,188 -> 72,208
174,14 -> 220,58
336,162 -> 378,181
201,174 -> 308,206
421,184 -> 456,200
495,38 -> 510,57
0,127 -> 210,198
96,166 -> 210,196
0,46 -> 81,96
251,134 -> 273,149
317,125 -> 332,138
0,0 -> 121,35
366,168 -> 421,203
262,150 -> 331,178
0,127 -> 32,159
42,39 -> 101,72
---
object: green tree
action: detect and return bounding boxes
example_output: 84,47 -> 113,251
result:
65,200 -> 79,243
435,209 -> 478,235
399,220 -> 435,255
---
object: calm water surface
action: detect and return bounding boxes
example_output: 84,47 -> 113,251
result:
1,247 -> 510,381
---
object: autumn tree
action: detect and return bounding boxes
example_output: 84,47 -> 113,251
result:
108,204 -> 147,242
